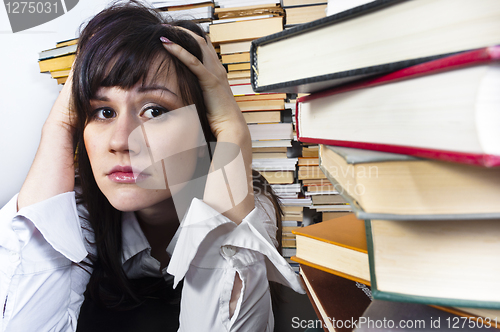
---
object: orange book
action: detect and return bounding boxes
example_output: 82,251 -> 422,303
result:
234,93 -> 285,102
292,213 -> 370,285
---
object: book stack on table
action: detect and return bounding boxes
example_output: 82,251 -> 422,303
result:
252,0 -> 500,330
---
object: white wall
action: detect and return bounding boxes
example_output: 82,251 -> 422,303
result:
0,0 -> 126,206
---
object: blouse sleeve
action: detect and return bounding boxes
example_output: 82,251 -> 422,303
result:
167,194 -> 305,332
0,193 -> 92,332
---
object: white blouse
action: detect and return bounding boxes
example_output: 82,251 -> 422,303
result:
0,192 -> 304,332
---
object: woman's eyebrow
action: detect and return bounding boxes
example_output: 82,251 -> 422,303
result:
138,85 -> 178,96
91,95 -> 109,102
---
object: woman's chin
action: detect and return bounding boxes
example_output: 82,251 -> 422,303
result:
104,188 -> 173,212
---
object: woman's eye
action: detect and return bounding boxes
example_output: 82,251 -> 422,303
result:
143,106 -> 168,119
93,108 -> 116,120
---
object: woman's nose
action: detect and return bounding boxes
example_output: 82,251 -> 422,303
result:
108,115 -> 142,154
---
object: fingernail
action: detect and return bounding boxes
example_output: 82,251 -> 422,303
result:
160,36 -> 173,44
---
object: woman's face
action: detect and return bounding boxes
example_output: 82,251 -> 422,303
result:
84,70 -> 205,213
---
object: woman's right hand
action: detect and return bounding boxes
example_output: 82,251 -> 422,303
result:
43,68 -> 76,131
17,69 -> 77,211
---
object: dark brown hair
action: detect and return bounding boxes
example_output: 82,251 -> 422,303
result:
72,0 -> 283,309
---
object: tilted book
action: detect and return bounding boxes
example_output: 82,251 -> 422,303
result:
319,145 -> 500,220
366,218 -> 500,310
300,264 -> 372,332
251,0 -> 500,93
297,47 -> 500,167
291,213 -> 370,285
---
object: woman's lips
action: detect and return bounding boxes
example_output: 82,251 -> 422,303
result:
108,166 -> 148,183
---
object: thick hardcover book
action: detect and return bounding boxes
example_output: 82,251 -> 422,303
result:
297,47 -> 500,167
291,213 -> 370,284
318,145 -> 500,220
300,264 -> 372,332
250,0 -> 500,93
365,219 -> 500,310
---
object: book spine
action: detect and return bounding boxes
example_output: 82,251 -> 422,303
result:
291,256 -> 371,285
253,0 -> 405,47
303,138 -> 500,167
372,289 -> 500,310
298,273 -> 330,332
364,219 -> 378,297
250,41 -> 258,92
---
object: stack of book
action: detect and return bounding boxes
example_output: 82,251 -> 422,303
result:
38,38 -> 78,85
209,3 -> 290,179
299,146 -> 352,213
252,0 -> 500,329
280,202 -> 304,272
210,3 -> 313,255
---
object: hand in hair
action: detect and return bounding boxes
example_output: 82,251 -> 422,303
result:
18,69 -> 77,210
160,29 -> 248,140
161,28 -> 251,318
161,28 -> 254,225
44,68 -> 77,132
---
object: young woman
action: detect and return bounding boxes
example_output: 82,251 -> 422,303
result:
0,2 -> 303,331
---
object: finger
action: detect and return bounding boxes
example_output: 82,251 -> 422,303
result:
161,38 -> 214,85
168,26 -> 221,69
205,35 -> 217,54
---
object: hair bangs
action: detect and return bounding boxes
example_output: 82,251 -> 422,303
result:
84,34 -> 175,104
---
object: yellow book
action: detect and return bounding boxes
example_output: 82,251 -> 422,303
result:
227,62 -> 250,71
39,54 -> 75,73
50,69 -> 71,78
221,52 -> 250,64
56,38 -> 78,48
56,77 -> 68,85
260,170 -> 294,184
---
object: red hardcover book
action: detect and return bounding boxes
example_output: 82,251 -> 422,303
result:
299,264 -> 373,332
296,46 -> 500,167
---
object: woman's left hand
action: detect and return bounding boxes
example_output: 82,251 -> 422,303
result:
161,27 -> 254,224
160,30 -> 248,139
